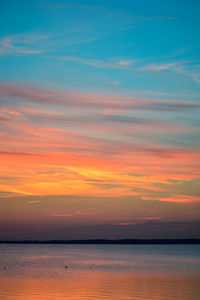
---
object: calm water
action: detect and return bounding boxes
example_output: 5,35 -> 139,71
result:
0,244 -> 200,300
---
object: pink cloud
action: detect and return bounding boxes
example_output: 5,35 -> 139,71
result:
76,210 -> 94,215
115,222 -> 135,226
115,217 -> 162,226
0,81 -> 199,112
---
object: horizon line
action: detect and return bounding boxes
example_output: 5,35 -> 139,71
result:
0,239 -> 200,245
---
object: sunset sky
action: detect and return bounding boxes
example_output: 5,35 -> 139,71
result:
0,0 -> 200,240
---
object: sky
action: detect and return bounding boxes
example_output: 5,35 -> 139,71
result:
0,0 -> 200,240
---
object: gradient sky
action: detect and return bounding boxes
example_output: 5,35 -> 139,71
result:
0,0 -> 200,240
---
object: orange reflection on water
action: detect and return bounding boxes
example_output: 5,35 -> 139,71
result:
1,271 -> 200,300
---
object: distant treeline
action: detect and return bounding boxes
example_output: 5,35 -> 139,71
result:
0,239 -> 200,244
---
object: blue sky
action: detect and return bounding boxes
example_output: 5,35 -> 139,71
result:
0,0 -> 200,97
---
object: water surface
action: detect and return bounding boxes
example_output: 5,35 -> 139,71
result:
0,244 -> 199,299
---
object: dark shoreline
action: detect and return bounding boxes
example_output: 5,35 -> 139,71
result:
0,239 -> 200,245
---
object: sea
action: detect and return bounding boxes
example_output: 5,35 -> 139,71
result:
0,244 -> 199,299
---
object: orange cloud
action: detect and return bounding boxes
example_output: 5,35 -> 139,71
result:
0,81 -> 199,206
51,214 -> 71,217
76,211 -> 94,215
157,195 -> 200,203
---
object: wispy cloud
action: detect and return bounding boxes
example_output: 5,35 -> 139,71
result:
46,2 -> 103,10
115,216 -> 162,226
157,195 -> 200,203
59,54 -> 200,86
115,222 -> 135,226
140,63 -> 177,71
1,81 -> 199,112
45,2 -> 175,23
60,56 -> 135,69
139,59 -> 200,86
0,81 -> 199,202
174,65 -> 200,85
51,214 -> 71,217
76,211 -> 94,215
0,34 -> 48,55
116,60 -> 135,66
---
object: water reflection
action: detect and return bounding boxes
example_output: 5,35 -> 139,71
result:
1,272 -> 200,300
0,245 -> 200,299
